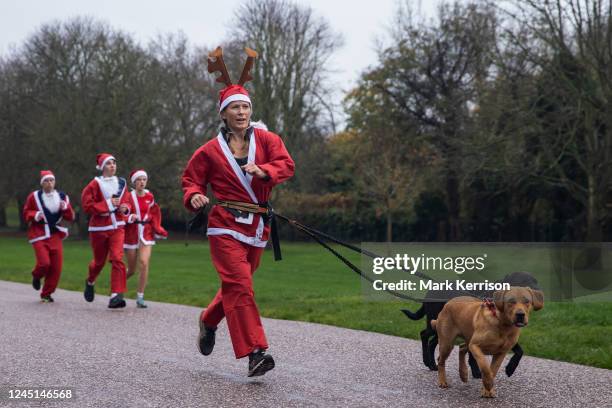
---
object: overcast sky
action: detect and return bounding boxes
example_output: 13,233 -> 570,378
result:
0,0 -> 438,116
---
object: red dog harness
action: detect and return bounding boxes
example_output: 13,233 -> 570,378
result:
484,299 -> 497,317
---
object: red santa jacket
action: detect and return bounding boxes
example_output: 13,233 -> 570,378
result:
81,176 -> 131,232
124,190 -> 168,248
182,125 -> 295,247
23,190 -> 75,243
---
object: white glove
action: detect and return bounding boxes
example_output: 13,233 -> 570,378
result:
60,201 -> 68,210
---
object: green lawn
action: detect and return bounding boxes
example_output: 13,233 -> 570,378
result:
0,235 -> 610,369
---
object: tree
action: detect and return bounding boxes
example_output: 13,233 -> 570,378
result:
365,1 -> 498,240
228,0 -> 343,192
503,0 -> 612,241
339,75 -> 436,242
0,18 -> 220,233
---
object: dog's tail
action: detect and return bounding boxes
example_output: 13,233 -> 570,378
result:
401,306 -> 425,320
431,319 -> 438,331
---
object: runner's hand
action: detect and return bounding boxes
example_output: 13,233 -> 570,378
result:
190,194 -> 209,209
241,163 -> 268,179
111,197 -> 121,207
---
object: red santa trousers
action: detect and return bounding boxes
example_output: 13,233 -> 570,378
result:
87,228 -> 127,293
201,234 -> 268,359
31,233 -> 63,298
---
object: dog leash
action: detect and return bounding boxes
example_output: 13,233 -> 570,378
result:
188,201 -> 489,303
274,212 -> 428,302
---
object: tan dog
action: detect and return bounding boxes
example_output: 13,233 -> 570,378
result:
431,287 -> 544,398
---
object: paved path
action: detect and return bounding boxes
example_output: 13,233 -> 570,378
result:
0,280 -> 610,407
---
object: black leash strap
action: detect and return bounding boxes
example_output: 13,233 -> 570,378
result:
188,202 -> 484,302
269,212 -> 282,261
274,213 -> 488,301
274,213 -> 426,302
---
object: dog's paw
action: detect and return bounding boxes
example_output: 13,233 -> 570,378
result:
480,387 -> 496,398
459,368 -> 468,383
438,379 -> 449,388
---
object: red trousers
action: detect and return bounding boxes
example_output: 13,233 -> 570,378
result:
31,233 -> 63,298
87,229 -> 127,293
201,235 -> 268,359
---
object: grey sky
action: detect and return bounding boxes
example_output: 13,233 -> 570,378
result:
0,0 -> 438,116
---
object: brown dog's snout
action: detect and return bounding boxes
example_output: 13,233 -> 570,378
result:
514,310 -> 527,326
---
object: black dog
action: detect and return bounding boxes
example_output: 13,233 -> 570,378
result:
402,271 -> 540,378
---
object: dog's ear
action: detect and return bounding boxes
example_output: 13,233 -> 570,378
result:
493,289 -> 506,311
529,288 -> 544,311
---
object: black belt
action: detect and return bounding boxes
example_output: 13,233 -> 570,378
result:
217,200 -> 282,261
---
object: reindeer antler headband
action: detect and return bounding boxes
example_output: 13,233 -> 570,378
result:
208,47 -> 258,112
207,46 -> 258,87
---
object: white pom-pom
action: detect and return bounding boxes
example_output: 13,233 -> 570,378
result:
251,120 -> 268,131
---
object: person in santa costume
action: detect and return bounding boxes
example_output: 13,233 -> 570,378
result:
182,47 -> 294,377
23,170 -> 75,302
81,153 -> 132,308
124,169 -> 168,308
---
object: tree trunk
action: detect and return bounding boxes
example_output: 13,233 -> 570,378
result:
574,174 -> 612,291
16,196 -> 26,231
446,170 -> 461,241
0,205 -> 6,227
586,174 -> 602,242
386,210 -> 393,243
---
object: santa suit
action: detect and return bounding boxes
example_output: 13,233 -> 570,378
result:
23,190 -> 75,297
124,190 -> 168,249
182,125 -> 295,358
81,176 -> 131,293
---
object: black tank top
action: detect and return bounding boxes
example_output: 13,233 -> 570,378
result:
235,156 -> 248,174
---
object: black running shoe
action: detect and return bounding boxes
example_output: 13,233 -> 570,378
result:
32,276 -> 41,291
197,319 -> 216,356
108,294 -> 126,309
247,350 -> 275,377
41,295 -> 54,303
84,280 -> 95,302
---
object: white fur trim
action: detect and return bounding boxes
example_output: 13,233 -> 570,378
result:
215,132 -> 266,242
131,170 -> 148,184
30,193 -> 50,243
106,198 -> 115,212
88,222 -> 125,232
96,155 -> 116,171
207,228 -> 267,247
219,94 -> 251,112
40,175 -> 55,185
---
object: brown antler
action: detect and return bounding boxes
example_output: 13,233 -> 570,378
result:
208,46 -> 232,87
237,47 -> 258,86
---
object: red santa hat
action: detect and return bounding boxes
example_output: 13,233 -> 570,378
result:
219,85 -> 251,113
96,153 -> 116,171
40,170 -> 55,185
130,169 -> 148,184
